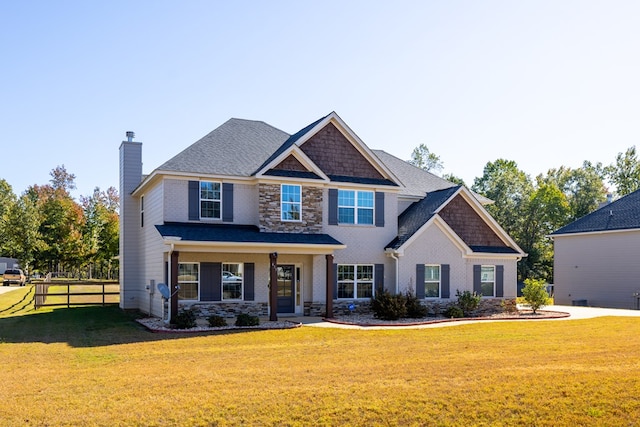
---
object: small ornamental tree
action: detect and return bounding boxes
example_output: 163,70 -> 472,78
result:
522,278 -> 549,314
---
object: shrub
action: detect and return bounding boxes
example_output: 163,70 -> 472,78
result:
522,278 -> 549,314
207,315 -> 228,327
405,290 -> 428,318
456,290 -> 481,317
173,309 -> 197,329
370,290 -> 407,320
444,306 -> 464,318
235,313 -> 260,327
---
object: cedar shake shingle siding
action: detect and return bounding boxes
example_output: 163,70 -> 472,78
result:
272,155 -> 308,172
300,123 -> 384,180
439,195 -> 504,247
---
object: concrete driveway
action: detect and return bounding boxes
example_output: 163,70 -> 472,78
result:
0,285 -> 24,295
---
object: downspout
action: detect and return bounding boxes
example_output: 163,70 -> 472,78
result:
388,250 -> 401,294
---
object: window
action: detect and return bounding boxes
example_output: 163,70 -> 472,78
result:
140,195 -> 144,227
481,266 -> 495,297
281,184 -> 301,221
424,265 -> 440,298
222,263 -> 243,300
338,190 -> 374,224
337,264 -> 374,299
200,181 -> 221,219
178,263 -> 199,300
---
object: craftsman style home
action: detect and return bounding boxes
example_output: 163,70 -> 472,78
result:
119,112 -> 525,321
551,189 -> 640,309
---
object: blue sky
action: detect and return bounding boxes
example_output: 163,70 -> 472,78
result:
2,1 -> 639,199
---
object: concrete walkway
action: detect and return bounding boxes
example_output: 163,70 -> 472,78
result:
288,305 -> 640,330
0,285 -> 23,295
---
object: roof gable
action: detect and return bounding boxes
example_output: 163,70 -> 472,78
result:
387,186 -> 524,256
552,189 -> 640,236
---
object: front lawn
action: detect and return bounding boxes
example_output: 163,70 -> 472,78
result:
1,286 -> 639,426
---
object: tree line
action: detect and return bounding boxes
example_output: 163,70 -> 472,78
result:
410,144 -> 640,283
0,166 -> 119,279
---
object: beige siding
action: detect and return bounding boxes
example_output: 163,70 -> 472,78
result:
163,178 -> 258,225
399,221 -> 518,298
554,230 -> 640,309
141,181 -> 167,316
323,189 -> 398,292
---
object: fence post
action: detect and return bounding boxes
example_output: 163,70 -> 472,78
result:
67,283 -> 70,308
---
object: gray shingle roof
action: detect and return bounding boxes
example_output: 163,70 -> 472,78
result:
551,189 -> 640,235
156,222 -> 343,246
386,186 -> 461,249
158,118 -> 290,177
372,150 -> 457,197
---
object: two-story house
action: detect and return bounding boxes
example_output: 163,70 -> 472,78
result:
119,112 -> 525,322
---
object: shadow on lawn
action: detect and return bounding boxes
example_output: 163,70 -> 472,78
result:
0,300 -> 273,348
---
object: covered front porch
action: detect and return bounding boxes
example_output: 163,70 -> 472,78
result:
155,222 -> 345,323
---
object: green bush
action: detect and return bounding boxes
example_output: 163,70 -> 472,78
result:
522,278 -> 549,314
405,290 -> 428,318
456,290 -> 481,317
173,309 -> 197,329
235,313 -> 260,327
370,290 -> 407,320
501,299 -> 519,314
444,306 -> 464,318
207,315 -> 228,327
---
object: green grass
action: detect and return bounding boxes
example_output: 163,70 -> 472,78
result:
1,286 -> 640,426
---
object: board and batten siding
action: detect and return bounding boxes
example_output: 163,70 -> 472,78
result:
554,230 -> 640,309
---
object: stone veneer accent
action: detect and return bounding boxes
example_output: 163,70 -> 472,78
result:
258,183 -> 323,233
181,302 -> 269,318
307,298 -> 514,318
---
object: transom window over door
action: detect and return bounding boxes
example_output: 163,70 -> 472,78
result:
338,190 -> 374,224
337,264 -> 374,299
281,184 -> 301,221
481,265 -> 495,297
200,181 -> 221,219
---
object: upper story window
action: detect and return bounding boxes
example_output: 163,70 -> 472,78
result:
140,195 -> 144,227
424,265 -> 440,298
200,181 -> 221,219
281,184 -> 301,221
480,265 -> 495,297
338,190 -> 374,225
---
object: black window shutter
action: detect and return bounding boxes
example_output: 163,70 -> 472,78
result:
473,265 -> 482,295
416,264 -> 425,299
374,264 -> 384,294
222,183 -> 234,222
200,263 -> 222,301
333,263 -> 338,299
244,263 -> 255,301
441,264 -> 450,298
375,192 -> 385,227
188,181 -> 200,220
328,189 -> 338,225
496,265 -> 504,297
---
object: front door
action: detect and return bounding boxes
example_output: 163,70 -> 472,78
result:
276,265 -> 295,313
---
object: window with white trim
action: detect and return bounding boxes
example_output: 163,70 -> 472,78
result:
338,190 -> 374,224
281,184 -> 301,221
337,264 -> 374,299
222,263 -> 243,300
424,265 -> 440,298
178,263 -> 199,300
200,181 -> 221,219
481,265 -> 495,297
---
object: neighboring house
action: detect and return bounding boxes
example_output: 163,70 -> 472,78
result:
551,189 -> 640,309
0,257 -> 20,275
119,112 -> 525,321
